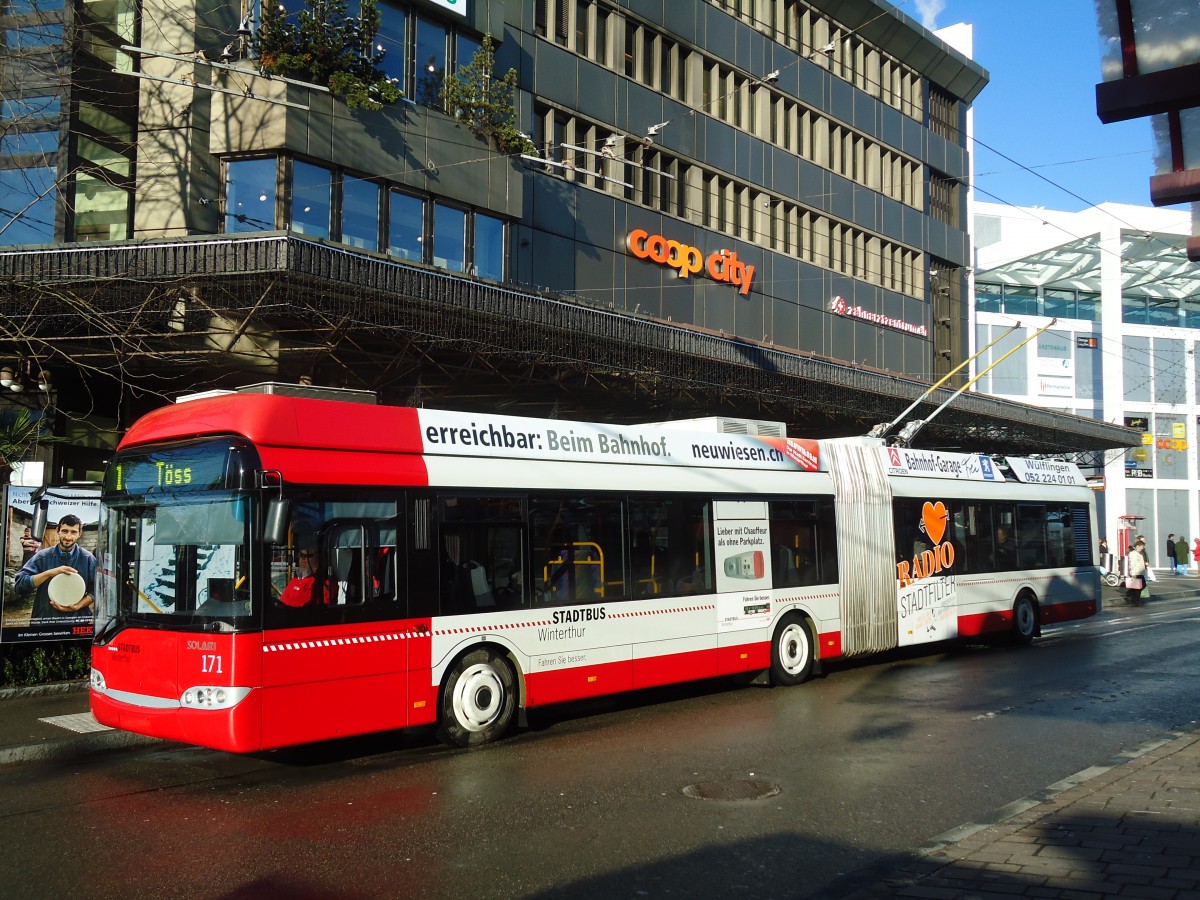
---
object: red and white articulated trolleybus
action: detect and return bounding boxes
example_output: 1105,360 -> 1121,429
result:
90,384 -> 1099,751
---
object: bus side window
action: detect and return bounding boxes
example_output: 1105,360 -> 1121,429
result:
894,499 -> 925,564
323,522 -> 372,606
438,496 -> 527,615
531,496 -> 625,604
1017,504 -> 1048,569
958,501 -> 989,574
626,497 -> 710,599
769,499 -> 821,587
991,504 -> 1015,572
629,528 -> 658,596
1046,506 -> 1069,568
408,496 -> 440,619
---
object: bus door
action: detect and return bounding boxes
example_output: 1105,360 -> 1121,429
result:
262,502 -> 406,746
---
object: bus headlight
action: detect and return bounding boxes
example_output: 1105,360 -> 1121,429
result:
179,686 -> 251,710
90,668 -> 106,691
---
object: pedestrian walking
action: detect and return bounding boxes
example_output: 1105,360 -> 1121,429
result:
1176,536 -> 1191,575
1166,533 -> 1177,573
1125,538 -> 1148,605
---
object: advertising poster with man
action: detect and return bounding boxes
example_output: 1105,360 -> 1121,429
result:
1,483 -> 101,643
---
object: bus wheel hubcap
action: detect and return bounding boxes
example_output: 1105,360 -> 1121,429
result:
780,624 -> 808,673
454,663 -> 504,732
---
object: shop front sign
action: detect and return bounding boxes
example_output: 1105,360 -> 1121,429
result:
626,229 -> 755,295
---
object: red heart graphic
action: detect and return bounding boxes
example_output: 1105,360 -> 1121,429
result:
922,501 -> 947,545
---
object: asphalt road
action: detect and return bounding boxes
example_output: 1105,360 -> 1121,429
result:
4,595 -> 1200,899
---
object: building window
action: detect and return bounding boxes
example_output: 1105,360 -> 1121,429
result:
1003,287 -> 1039,317
1,95 -> 60,121
1154,413 -> 1187,479
1154,338 -> 1186,404
432,202 -> 466,271
225,157 -> 277,233
1123,336 -> 1151,402
455,32 -> 481,74
1122,294 -> 1149,325
78,100 -> 133,143
929,172 -> 959,228
474,212 -> 505,280
1075,291 -> 1101,322
0,165 -> 56,244
388,190 -> 424,261
5,22 -> 64,50
573,0 -> 589,54
376,1 -> 407,85
554,0 -> 569,45
1044,287 -> 1104,322
0,130 -> 58,156
290,160 -> 332,239
81,0 -> 136,37
1147,297 -> 1178,327
77,134 -> 129,176
341,174 -> 380,252
73,173 -> 129,241
1182,297 -> 1200,329
414,16 -> 448,108
1042,288 -> 1076,320
928,85 -> 960,142
595,5 -> 608,63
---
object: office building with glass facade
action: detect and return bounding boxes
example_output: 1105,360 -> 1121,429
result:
973,199 -> 1200,560
0,0 -> 1133,480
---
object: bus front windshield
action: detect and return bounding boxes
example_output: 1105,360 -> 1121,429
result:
102,495 -> 256,632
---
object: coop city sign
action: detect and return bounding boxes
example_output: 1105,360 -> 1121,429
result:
626,229 -> 756,295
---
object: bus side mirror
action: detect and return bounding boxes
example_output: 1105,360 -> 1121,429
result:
264,500 -> 290,545
32,501 -> 48,543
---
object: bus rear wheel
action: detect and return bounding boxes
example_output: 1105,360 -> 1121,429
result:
770,614 -> 814,686
1011,593 -> 1038,646
438,648 -> 517,747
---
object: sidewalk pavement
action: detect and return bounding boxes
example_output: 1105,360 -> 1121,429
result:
0,680 -> 158,766
830,727 -> 1200,899
828,577 -> 1200,900
4,580 -> 1200,900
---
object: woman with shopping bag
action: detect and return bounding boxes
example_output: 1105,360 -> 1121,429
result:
1125,538 -> 1149,606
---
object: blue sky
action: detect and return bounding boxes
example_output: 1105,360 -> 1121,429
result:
913,0 -> 1153,211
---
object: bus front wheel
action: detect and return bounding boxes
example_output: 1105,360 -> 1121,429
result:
770,614 -> 814,686
438,648 -> 517,747
1011,594 -> 1038,646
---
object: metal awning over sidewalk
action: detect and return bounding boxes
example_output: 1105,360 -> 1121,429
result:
0,233 -> 1139,457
